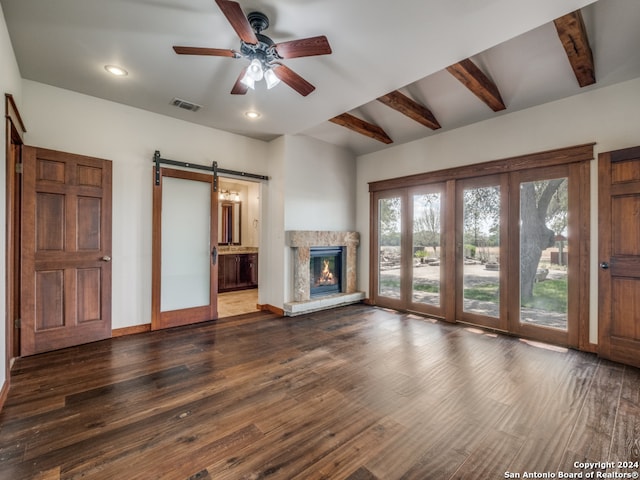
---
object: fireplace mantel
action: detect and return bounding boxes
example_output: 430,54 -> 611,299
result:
284,230 -> 364,315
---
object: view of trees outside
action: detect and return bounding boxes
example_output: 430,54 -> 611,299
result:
377,177 -> 569,330
412,193 -> 442,306
461,179 -> 569,327
462,186 -> 501,317
378,197 -> 402,299
519,178 -> 568,330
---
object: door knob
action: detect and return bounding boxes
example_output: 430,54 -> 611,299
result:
101,255 -> 112,262
600,262 -> 609,270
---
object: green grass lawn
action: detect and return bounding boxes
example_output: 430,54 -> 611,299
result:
381,277 -> 567,314
463,279 -> 567,313
521,279 -> 568,313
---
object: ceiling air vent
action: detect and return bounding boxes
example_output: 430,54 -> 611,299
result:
170,98 -> 202,112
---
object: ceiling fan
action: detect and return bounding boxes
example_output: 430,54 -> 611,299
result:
173,0 -> 332,96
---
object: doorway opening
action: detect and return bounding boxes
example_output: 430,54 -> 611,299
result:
217,178 -> 261,318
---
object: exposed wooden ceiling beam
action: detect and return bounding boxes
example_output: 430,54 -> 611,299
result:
553,10 -> 595,88
329,113 -> 393,144
446,58 -> 506,112
377,90 -> 441,130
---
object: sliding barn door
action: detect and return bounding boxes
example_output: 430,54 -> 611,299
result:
152,167 -> 218,330
21,147 -> 112,355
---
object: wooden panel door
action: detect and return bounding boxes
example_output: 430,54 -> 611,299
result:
598,145 -> 640,368
21,147 -> 112,356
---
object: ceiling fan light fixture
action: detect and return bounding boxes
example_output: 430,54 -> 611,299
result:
247,59 -> 264,81
240,72 -> 255,89
264,68 -> 280,89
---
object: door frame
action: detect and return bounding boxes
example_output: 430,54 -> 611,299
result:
5,94 -> 26,377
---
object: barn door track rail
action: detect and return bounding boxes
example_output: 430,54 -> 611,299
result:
153,150 -> 268,191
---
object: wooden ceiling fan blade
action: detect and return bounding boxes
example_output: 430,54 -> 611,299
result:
275,36 -> 332,59
273,65 -> 315,96
231,67 -> 249,95
215,0 -> 258,44
173,46 -> 236,57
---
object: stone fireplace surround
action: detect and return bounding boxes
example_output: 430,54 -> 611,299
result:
284,231 -> 365,316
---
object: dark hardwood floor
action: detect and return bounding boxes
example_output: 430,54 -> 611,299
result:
1,304 -> 639,480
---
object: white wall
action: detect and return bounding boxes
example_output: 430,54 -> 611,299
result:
21,80 -> 269,330
282,135 -> 356,304
0,3 -> 23,397
260,134 -> 357,307
356,76 -> 640,344
283,135 -> 356,231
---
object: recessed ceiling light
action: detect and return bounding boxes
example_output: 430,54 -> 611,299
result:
104,65 -> 128,76
245,111 -> 261,119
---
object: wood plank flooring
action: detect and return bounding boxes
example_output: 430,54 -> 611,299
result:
1,304 -> 639,480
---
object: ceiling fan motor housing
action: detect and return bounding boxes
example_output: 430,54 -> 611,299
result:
247,12 -> 269,34
240,13 -> 281,64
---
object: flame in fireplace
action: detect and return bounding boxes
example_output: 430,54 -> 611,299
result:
318,259 -> 336,285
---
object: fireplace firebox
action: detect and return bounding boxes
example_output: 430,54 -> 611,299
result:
310,247 -> 343,297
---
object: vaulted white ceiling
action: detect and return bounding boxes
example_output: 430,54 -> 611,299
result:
2,0 -> 639,156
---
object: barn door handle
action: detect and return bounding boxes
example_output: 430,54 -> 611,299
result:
211,247 -> 218,265
599,261 -> 609,270
101,255 -> 112,262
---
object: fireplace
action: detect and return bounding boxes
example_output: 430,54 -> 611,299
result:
310,247 -> 343,297
284,230 -> 364,316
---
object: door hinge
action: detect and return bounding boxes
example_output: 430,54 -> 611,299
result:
14,318 -> 21,328
15,162 -> 23,174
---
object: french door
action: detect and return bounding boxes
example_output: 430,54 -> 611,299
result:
456,175 -> 508,331
373,184 -> 448,318
373,190 -> 405,311
371,147 -> 590,348
508,165 -> 581,346
152,168 -> 218,330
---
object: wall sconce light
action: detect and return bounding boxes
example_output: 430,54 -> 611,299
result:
219,189 -> 240,202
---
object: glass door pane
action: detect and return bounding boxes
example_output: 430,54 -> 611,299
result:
161,176 -> 211,312
412,191 -> 442,308
152,167 -> 217,330
378,196 -> 402,300
462,185 -> 501,318
519,177 -> 568,331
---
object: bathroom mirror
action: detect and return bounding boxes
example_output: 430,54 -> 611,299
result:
219,201 -> 241,245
